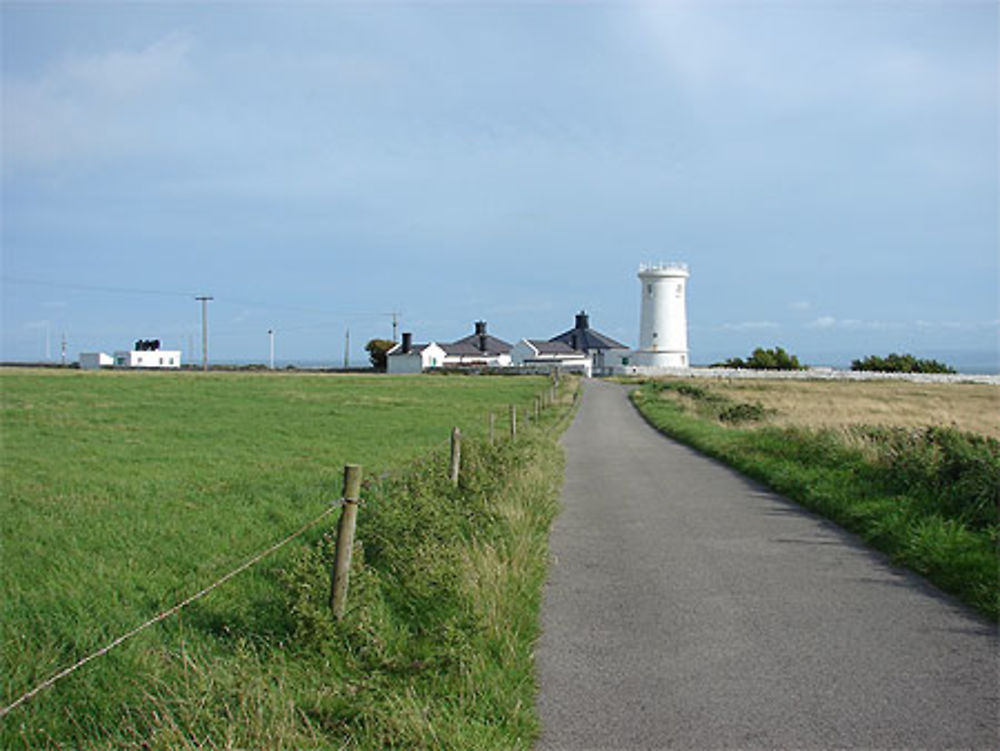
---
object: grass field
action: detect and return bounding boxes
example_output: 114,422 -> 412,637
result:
705,379 -> 1000,439
1,368 -> 568,748
630,378 -> 999,619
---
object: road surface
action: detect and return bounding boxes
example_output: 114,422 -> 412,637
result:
535,379 -> 998,750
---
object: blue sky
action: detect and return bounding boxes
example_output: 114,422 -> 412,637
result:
2,1 -> 997,369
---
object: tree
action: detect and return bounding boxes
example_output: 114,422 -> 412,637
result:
851,353 -> 955,374
713,346 -> 804,370
365,339 -> 397,372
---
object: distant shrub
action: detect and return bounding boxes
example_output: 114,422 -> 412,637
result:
713,346 -> 804,371
647,380 -> 771,423
851,353 -> 956,374
718,401 -> 770,424
365,338 -> 397,372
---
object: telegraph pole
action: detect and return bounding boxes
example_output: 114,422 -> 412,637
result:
391,312 -> 399,342
60,333 -> 67,366
344,328 -> 350,369
195,296 -> 213,371
268,328 -> 275,370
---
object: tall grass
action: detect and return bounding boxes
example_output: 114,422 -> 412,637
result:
631,381 -> 999,620
1,369 -> 572,748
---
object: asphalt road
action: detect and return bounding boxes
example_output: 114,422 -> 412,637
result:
535,379 -> 998,750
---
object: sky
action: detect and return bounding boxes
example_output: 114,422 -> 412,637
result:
2,1 -> 997,370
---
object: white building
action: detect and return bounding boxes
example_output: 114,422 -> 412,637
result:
511,339 -> 592,376
79,352 -> 114,370
113,349 -> 182,369
548,311 -> 631,375
387,335 -> 447,374
441,321 -> 513,368
634,262 -> 690,368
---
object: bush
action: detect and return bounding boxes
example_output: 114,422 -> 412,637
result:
718,401 -> 770,424
713,346 -> 804,371
365,339 -> 397,372
851,353 -> 955,374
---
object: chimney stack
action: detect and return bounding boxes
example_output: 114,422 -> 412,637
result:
475,321 -> 488,352
402,332 -> 412,354
575,311 -> 589,330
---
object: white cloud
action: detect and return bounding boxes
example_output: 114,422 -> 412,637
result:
62,34 -> 194,99
3,33 -> 194,167
722,320 -> 779,331
807,316 -> 838,329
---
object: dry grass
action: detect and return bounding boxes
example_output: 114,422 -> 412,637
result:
707,379 -> 1000,439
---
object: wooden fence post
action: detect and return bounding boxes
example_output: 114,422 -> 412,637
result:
510,404 -> 517,439
330,464 -> 362,620
488,412 -> 495,445
449,426 -> 461,486
534,396 -> 540,420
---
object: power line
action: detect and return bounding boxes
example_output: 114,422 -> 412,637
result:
2,276 -> 392,321
1,276 -> 196,298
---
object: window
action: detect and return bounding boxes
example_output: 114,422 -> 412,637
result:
647,284 -> 653,296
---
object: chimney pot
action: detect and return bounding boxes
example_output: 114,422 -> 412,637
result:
575,311 -> 589,330
402,332 -> 413,354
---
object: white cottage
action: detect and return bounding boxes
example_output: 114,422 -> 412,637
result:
387,334 -> 447,374
113,349 -> 182,369
510,339 -> 592,377
441,321 -> 513,368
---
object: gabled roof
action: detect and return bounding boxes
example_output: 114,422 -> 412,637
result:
447,334 -> 512,356
526,339 -> 584,356
388,342 -> 441,356
550,315 -> 626,352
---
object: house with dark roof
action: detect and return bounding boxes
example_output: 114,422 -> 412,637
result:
386,333 -> 447,374
441,321 -> 513,368
549,311 -> 631,374
510,338 -> 592,376
386,321 -> 512,373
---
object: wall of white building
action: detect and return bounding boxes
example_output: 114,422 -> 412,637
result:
113,350 -> 181,369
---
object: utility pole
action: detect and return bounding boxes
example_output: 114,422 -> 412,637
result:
344,328 -> 350,370
267,328 -> 275,370
195,296 -> 213,371
391,312 -> 399,342
60,333 -> 67,367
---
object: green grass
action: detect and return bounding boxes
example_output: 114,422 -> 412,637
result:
1,369 -> 572,748
630,381 -> 999,620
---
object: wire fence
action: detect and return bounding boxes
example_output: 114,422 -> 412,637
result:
0,501 -> 345,719
1,374 -> 580,720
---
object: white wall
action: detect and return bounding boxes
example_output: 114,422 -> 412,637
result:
387,352 -> 424,374
113,350 -> 181,369
510,340 -> 539,367
387,343 -> 447,373
79,352 -> 113,370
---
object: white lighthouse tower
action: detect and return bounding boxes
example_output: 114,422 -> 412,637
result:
636,262 -> 690,368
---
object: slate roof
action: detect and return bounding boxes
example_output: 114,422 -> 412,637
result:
550,312 -> 627,352
388,342 -> 438,355
447,333 -> 513,356
526,339 -> 585,356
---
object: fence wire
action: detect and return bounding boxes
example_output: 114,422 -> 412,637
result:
0,501 -> 345,719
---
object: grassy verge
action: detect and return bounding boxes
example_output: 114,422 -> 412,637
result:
630,381 -> 999,620
1,369 -> 575,748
